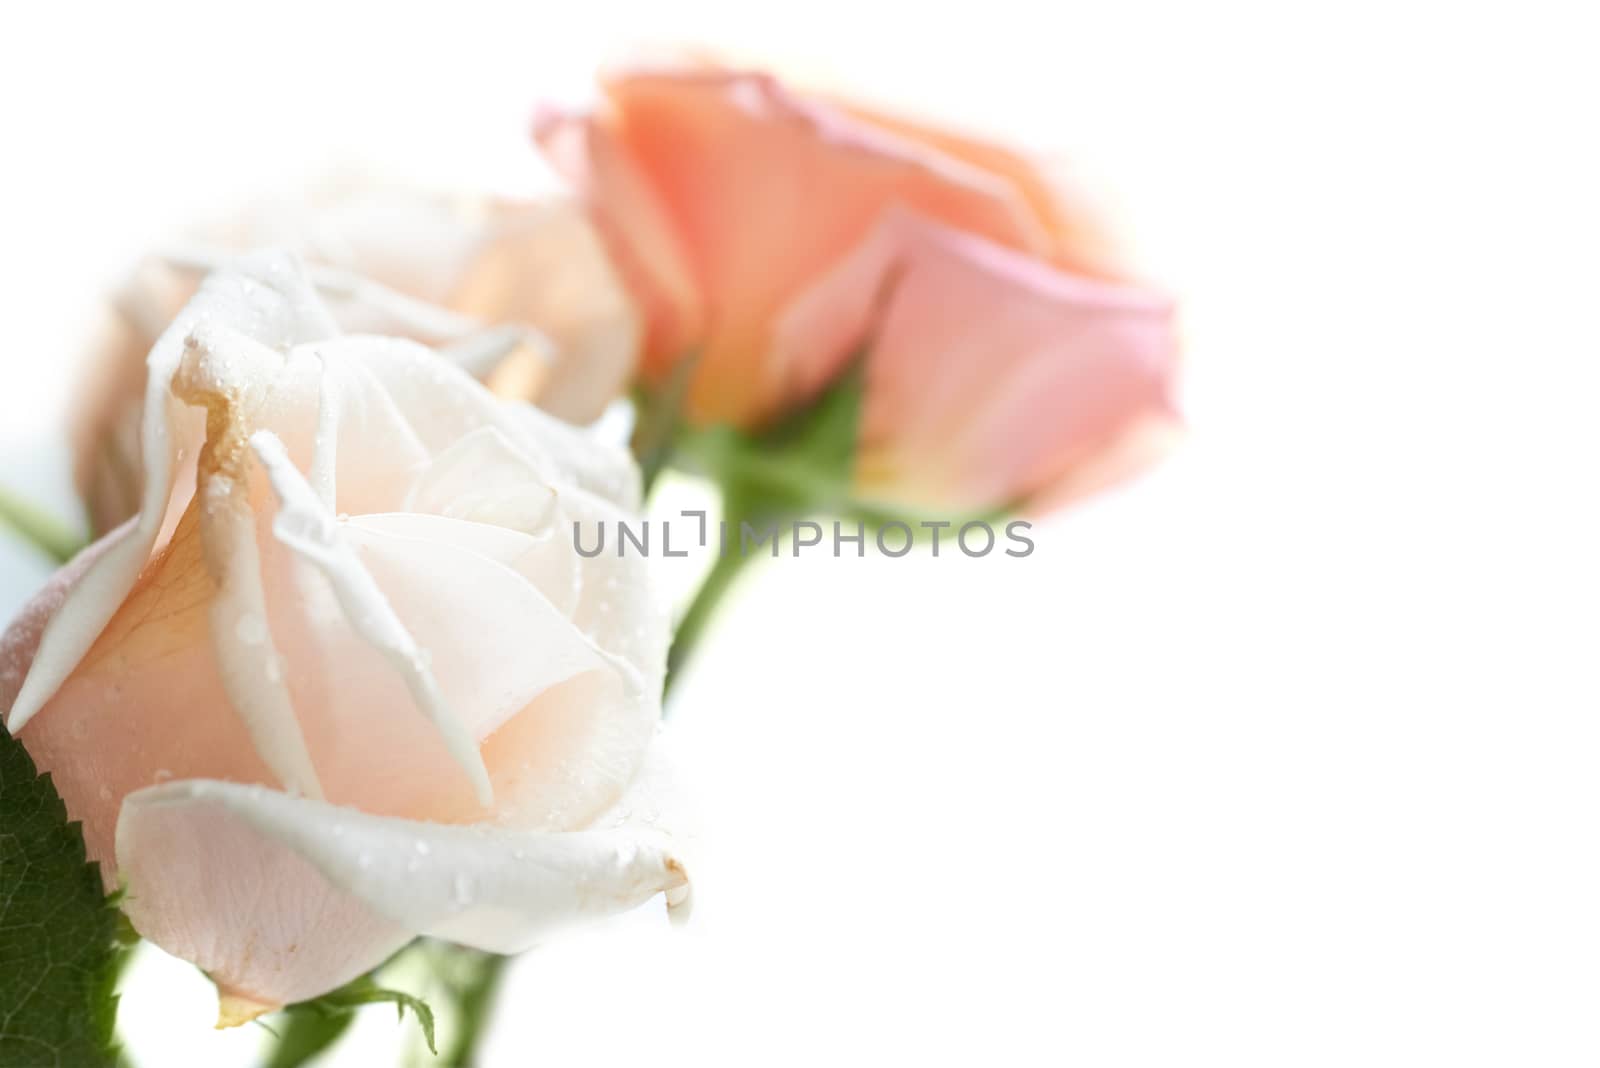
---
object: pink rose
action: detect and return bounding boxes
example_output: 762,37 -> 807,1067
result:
538,67 -> 1179,510
2,254 -> 685,1023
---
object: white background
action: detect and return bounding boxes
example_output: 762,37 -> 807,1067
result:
3,1 -> 1598,1065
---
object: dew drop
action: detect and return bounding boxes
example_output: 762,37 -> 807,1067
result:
235,614 -> 268,646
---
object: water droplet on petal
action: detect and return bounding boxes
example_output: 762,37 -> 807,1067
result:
235,614 -> 268,646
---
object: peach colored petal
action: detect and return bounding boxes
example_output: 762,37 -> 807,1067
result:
831,100 -> 1122,279
9,254 -> 336,733
535,106 -> 703,379
175,326 -> 325,800
11,503 -> 279,873
775,209 -> 1180,511
252,431 -> 493,807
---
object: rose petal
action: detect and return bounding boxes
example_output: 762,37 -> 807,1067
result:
333,510 -> 658,829
339,336 -> 640,509
832,99 -> 1121,278
251,430 -> 493,806
453,199 -> 643,423
535,104 -> 704,377
116,777 -> 690,986
9,504 -> 282,871
175,325 -> 326,799
115,781 -> 416,1011
774,208 -> 1180,510
8,254 -> 336,732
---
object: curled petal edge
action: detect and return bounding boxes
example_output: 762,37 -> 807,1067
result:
117,778 -> 691,959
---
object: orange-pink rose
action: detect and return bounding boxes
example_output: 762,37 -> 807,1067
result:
537,67 -> 1180,511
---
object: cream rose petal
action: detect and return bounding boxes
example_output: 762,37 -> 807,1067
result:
114,780 -> 414,1013
7,255 -> 338,733
342,336 -> 640,510
403,426 -> 671,692
116,778 -> 690,967
250,430 -> 493,806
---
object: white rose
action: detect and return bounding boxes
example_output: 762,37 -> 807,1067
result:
0,252 -> 685,1024
73,184 -> 641,534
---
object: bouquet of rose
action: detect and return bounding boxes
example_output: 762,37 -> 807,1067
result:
0,64 -> 1178,1068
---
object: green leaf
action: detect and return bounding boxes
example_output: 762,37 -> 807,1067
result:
0,722 -> 125,1067
267,974 -> 436,1065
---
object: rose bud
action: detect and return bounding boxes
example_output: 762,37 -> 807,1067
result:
1,253 -> 685,1024
537,67 -> 1179,511
74,185 -> 640,535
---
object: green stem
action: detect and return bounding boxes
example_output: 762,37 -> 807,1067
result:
0,483 -> 83,564
259,1011 -> 356,1068
438,951 -> 510,1068
663,489 -> 771,701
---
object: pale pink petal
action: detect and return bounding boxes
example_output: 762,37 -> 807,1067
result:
339,336 -> 640,509
117,778 -> 689,985
454,199 -> 643,423
9,504 -> 280,874
249,447 -> 657,828
8,254 -> 335,731
116,781 -> 414,1011
775,208 -> 1179,511
175,326 -> 324,799
251,430 -> 492,806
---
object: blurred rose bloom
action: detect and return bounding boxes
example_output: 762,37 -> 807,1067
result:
539,67 -> 1180,512
1,255 -> 685,1021
75,184 -> 640,534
